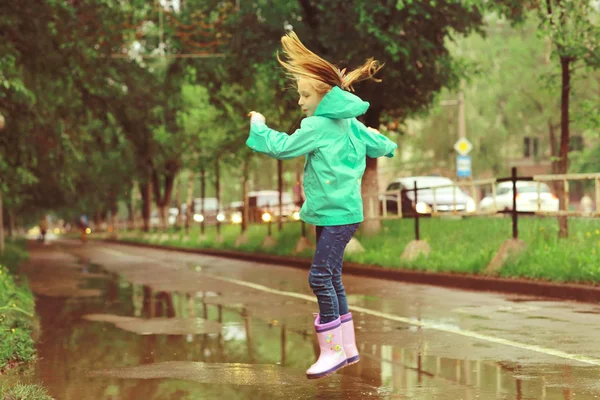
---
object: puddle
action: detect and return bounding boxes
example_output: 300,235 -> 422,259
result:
5,244 -> 600,399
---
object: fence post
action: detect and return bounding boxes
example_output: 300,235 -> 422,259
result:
267,217 -> 272,237
414,181 -> 420,241
485,167 -> 526,274
511,167 -> 518,240
400,181 -> 430,261
262,204 -> 276,248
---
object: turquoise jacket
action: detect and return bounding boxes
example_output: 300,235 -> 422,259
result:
246,86 -> 397,226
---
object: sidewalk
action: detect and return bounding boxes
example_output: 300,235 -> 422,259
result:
106,238 -> 600,304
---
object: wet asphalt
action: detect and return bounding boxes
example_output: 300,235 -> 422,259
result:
6,239 -> 600,400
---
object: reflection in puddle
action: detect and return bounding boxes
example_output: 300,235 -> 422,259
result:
89,361 -> 306,386
82,314 -> 223,335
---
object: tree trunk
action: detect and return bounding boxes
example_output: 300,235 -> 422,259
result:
127,190 -> 134,229
152,166 -> 178,231
361,108 -> 382,235
549,121 -> 559,174
215,159 -> 222,234
140,181 -> 151,232
278,159 -> 283,231
8,209 -> 15,240
185,172 -> 195,233
0,190 -> 4,254
557,56 -> 572,239
158,206 -> 167,231
110,196 -> 118,234
94,210 -> 101,231
200,167 -> 206,235
242,155 -> 250,232
175,176 -> 182,229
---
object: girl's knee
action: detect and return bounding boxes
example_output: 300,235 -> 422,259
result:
308,266 -> 332,290
333,282 -> 345,294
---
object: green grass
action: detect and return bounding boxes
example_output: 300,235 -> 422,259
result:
0,240 -> 30,275
0,383 -> 54,400
103,215 -> 600,284
0,241 -> 36,371
0,241 -> 51,399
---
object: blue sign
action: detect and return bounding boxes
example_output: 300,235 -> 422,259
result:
456,155 -> 472,178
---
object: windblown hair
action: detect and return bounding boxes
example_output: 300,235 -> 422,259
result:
277,31 -> 383,93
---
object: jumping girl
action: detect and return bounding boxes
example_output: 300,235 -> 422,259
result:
247,31 -> 397,379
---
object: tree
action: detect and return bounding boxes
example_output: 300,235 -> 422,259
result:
404,13 -> 598,180
535,0 -> 600,237
209,0 -> 529,234
0,0 -> 141,240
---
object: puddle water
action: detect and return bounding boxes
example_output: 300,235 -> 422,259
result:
4,247 -> 600,399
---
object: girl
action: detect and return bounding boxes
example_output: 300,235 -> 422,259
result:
246,32 -> 397,379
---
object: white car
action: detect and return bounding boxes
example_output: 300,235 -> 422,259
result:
479,181 -> 559,212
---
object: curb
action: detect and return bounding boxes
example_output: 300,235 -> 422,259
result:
105,239 -> 600,304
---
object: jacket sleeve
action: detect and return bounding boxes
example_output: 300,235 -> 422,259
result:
354,119 -> 397,158
246,118 -> 322,160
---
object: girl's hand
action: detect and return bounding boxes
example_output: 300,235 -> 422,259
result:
367,127 -> 380,134
248,111 -> 266,124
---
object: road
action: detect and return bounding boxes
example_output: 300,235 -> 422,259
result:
12,239 -> 600,399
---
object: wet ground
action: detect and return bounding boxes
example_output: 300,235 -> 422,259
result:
4,239 -> 600,399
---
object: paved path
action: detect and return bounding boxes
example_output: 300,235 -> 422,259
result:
16,240 -> 600,399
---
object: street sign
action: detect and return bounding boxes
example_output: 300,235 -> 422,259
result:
457,155 -> 472,178
454,138 -> 473,156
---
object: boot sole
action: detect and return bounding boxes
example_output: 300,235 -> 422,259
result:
341,355 -> 360,368
306,360 -> 348,379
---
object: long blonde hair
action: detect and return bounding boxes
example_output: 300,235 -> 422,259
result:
277,31 -> 383,93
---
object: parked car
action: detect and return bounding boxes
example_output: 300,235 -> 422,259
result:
191,197 -> 225,224
231,191 -> 300,223
167,207 -> 179,225
228,201 -> 244,224
479,181 -> 559,212
382,176 -> 476,217
149,207 -> 180,227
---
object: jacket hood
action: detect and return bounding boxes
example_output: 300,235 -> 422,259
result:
314,86 -> 370,119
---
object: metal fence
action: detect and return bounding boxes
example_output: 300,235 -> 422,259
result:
111,168 -> 600,242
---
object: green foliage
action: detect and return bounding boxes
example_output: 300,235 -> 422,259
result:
538,0 -> 600,65
402,8 -> 599,177
0,0 -> 143,217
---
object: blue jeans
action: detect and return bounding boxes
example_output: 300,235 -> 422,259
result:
309,223 -> 360,324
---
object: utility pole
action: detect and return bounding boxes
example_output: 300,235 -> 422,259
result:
458,89 -> 466,139
440,87 -> 466,140
442,85 -> 472,182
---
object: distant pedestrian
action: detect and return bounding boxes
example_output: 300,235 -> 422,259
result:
39,215 -> 48,243
246,31 -> 397,379
79,214 -> 89,243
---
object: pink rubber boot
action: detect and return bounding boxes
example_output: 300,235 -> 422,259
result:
340,312 -> 360,366
306,314 -> 347,379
